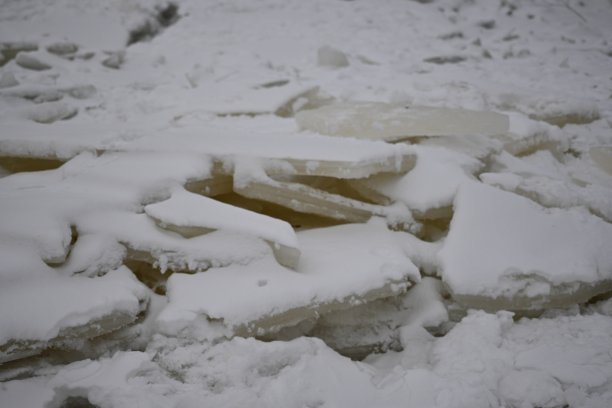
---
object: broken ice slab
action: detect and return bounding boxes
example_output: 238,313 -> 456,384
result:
438,181 -> 612,312
295,102 -> 509,141
78,211 -> 273,276
233,161 -> 416,226
156,219 -> 420,339
481,150 -> 612,223
118,117 -> 416,179
347,146 -> 483,220
145,187 -> 300,269
310,277 -> 449,359
0,267 -> 149,364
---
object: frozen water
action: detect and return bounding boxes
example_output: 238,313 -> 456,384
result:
296,102 -> 509,141
1,0 -> 612,405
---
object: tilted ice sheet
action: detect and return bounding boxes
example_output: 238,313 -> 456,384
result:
295,102 -> 509,140
157,218 -> 420,337
144,187 -> 300,268
438,182 -> 612,310
145,187 -> 298,249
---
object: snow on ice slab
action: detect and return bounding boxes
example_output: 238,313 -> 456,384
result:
0,267 -> 149,363
439,182 -> 612,311
295,102 -> 509,141
157,219 -> 420,338
118,118 -> 416,179
349,146 -> 483,218
145,187 -> 300,269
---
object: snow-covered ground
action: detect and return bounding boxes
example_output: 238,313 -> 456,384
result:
1,0 -> 612,407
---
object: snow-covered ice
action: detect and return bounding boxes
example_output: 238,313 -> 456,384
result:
1,0 -> 612,406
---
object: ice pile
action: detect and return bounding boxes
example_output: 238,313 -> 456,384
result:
1,0 -> 612,406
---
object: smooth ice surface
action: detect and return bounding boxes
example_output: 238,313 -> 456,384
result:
439,182 -> 612,309
157,219 -> 420,337
296,102 -> 509,140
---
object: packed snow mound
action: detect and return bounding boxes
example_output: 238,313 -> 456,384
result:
439,182 -> 612,311
296,102 -> 509,141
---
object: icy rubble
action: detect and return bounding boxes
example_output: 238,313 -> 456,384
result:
1,0 -> 612,405
157,219 -> 420,339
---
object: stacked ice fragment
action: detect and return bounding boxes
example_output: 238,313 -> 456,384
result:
1,97 -> 612,368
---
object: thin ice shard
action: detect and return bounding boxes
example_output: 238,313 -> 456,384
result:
233,160 -> 415,226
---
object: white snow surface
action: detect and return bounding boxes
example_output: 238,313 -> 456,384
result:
1,0 -> 612,406
439,182 -> 612,302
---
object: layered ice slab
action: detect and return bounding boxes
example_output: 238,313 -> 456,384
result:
295,102 -> 509,141
157,219 -> 420,338
439,182 -> 612,312
144,187 -> 300,269
0,266 -> 149,363
118,118 -> 416,179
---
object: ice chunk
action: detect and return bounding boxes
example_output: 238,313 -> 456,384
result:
274,86 -> 334,118
0,267 -> 149,363
439,182 -> 612,311
15,53 -> 52,71
53,233 -> 126,277
118,117 -> 416,179
349,146 -> 483,218
157,219 -> 420,338
233,160 -> 416,226
78,211 -> 273,275
296,102 -> 509,141
145,187 -> 300,268
481,150 -> 612,222
25,103 -> 78,124
317,45 -> 349,68
46,42 -> 79,56
0,72 -> 19,89
310,277 -> 448,359
101,51 -> 124,69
